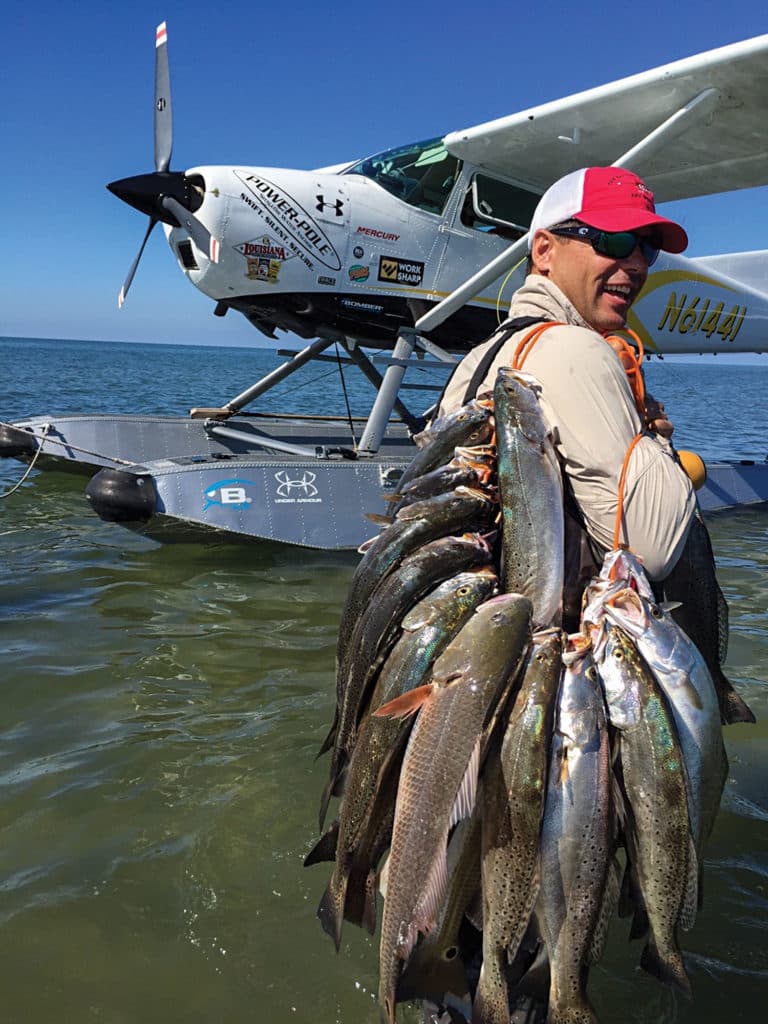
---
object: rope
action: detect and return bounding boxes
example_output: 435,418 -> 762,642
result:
613,432 -> 644,550
333,343 -> 358,447
0,421 -> 136,468
505,322 -> 649,553
0,423 -> 51,498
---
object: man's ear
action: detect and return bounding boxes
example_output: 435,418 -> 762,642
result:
530,230 -> 556,275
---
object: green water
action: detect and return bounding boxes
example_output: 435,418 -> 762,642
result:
1,473 -> 765,1023
1,339 -> 767,1022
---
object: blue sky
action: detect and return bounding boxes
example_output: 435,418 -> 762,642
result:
2,1 -> 766,348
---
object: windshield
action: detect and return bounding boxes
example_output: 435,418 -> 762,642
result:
344,138 -> 460,215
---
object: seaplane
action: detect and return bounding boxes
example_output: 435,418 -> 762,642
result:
3,25 -> 768,548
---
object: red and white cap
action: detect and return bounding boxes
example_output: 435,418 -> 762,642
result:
528,167 -> 688,253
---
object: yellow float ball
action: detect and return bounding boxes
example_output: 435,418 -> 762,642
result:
677,449 -> 707,491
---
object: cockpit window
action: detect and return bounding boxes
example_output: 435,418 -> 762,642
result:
344,138 -> 460,215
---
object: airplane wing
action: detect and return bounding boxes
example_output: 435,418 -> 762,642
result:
444,35 -> 768,202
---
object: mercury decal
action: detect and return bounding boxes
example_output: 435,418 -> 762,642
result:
234,171 -> 342,271
357,226 -> 400,242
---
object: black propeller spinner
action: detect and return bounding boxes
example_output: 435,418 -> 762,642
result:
108,22 -> 219,308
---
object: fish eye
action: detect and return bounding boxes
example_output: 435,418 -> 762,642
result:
586,666 -> 598,681
614,649 -> 624,661
650,604 -> 663,619
456,585 -> 471,596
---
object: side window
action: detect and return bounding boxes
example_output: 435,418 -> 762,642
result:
461,174 -> 541,239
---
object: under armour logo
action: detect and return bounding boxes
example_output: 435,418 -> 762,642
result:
156,97 -> 167,112
275,471 -> 319,498
316,195 -> 343,216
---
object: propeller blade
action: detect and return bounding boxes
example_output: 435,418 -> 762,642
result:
118,218 -> 158,309
161,196 -> 221,264
154,21 -> 173,174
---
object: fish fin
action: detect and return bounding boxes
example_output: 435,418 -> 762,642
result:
640,940 -> 692,1000
373,683 -> 433,720
717,672 -> 757,724
343,864 -> 379,935
357,534 -> 380,554
449,740 -> 480,830
304,820 -> 340,867
318,766 -> 342,832
316,709 -> 338,758
659,599 -> 682,612
680,837 -> 699,931
316,869 -> 348,952
362,869 -> 379,935
409,842 -> 449,955
589,854 -> 622,964
556,744 -> 570,786
365,512 -> 393,525
378,853 -> 390,900
465,884 -> 483,932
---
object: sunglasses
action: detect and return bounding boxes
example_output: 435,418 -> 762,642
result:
547,223 -> 660,267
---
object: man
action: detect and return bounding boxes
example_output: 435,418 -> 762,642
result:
437,166 -> 696,597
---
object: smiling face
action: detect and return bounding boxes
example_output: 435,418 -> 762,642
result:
531,227 -> 651,333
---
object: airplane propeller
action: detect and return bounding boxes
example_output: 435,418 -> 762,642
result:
108,22 -> 219,309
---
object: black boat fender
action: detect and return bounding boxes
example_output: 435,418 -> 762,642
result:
85,467 -> 157,523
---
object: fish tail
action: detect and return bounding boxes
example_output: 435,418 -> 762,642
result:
546,997 -> 600,1024
316,869 -> 348,953
640,939 -> 692,999
472,954 -> 510,1024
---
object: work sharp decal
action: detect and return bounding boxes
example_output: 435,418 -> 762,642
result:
378,256 -> 424,287
234,171 -> 342,271
203,479 -> 255,511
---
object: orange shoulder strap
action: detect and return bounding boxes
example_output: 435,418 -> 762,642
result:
508,320 -> 646,552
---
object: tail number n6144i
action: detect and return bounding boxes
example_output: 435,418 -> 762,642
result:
658,291 -> 747,343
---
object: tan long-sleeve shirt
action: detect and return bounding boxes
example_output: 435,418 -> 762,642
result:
436,275 -> 695,579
